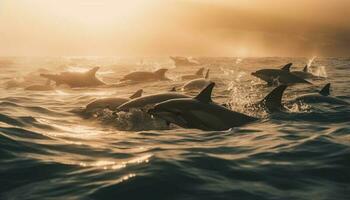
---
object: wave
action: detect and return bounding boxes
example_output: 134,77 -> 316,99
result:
1,57 -> 349,200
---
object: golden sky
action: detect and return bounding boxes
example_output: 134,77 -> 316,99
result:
1,0 -> 349,57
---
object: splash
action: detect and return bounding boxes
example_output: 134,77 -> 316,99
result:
235,58 -> 243,64
66,66 -> 92,73
220,67 -> 248,84
95,109 -> 169,131
306,56 -> 328,78
307,56 -> 317,67
313,65 -> 328,78
227,82 -> 267,118
287,102 -> 312,113
307,65 -> 328,78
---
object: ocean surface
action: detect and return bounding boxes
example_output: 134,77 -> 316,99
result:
0,57 -> 349,200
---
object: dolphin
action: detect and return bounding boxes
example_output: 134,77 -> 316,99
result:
251,63 -> 312,86
170,56 -> 200,67
25,79 -> 54,91
148,82 -> 257,131
250,83 -> 349,113
40,67 -> 106,88
4,78 -> 26,89
121,68 -> 169,82
289,83 -> 349,105
182,69 -> 211,91
248,85 -> 288,113
84,89 -> 143,114
117,92 -> 190,112
291,65 -> 324,79
181,67 -> 205,80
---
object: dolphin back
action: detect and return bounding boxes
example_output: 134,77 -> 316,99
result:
319,83 -> 331,96
195,67 -> 205,76
129,89 -> 143,99
303,65 -> 308,72
204,69 -> 210,79
117,93 -> 189,111
262,85 -> 287,112
153,69 -> 168,79
86,67 -> 100,77
281,63 -> 292,71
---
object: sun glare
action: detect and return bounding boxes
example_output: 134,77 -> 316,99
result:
1,0 -> 349,56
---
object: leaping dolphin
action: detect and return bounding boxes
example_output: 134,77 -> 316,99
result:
148,82 -> 257,131
40,67 -> 106,88
84,89 -> 143,115
182,69 -> 211,91
181,67 -> 205,80
121,68 -> 169,82
251,63 -> 312,86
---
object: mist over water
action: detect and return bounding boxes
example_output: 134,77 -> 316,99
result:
1,57 -> 350,199
2,0 -> 350,57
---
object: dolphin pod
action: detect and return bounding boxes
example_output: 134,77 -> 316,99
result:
288,83 -> 349,105
251,63 -> 312,86
147,83 -> 290,130
146,81 -> 348,131
252,83 -> 349,114
148,83 -> 258,131
84,89 -> 143,115
7,59 -> 345,131
249,83 -> 349,114
41,67 -> 106,88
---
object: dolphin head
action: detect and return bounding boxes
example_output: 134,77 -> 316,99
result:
148,99 -> 190,128
251,69 -> 270,81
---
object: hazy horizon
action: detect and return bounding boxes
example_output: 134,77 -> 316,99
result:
1,0 -> 350,57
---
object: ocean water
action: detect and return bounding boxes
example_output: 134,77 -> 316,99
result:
0,57 -> 349,200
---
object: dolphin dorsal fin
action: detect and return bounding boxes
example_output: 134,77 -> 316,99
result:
87,67 -> 100,77
303,65 -> 308,72
169,87 -> 176,92
204,69 -> 210,79
195,67 -> 205,76
195,82 -> 214,103
281,63 -> 292,71
263,85 -> 287,112
319,83 -> 331,96
129,89 -> 143,99
154,68 -> 168,78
